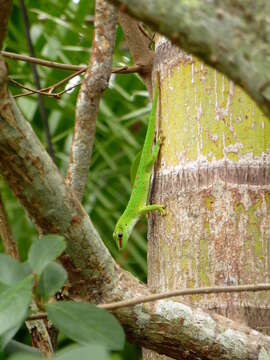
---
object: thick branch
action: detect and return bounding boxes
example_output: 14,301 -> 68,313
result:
0,0 -> 12,50
0,70 -> 270,360
107,0 -> 270,119
66,0 -> 117,200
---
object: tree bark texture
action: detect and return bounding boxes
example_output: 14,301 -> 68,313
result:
107,0 -> 270,120
145,38 -> 270,359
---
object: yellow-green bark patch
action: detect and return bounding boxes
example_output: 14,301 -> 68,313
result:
161,58 -> 268,166
199,238 -> 209,286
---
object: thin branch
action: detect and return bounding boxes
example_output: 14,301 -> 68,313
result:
11,65 -> 143,99
0,192 -> 19,259
19,0 -> 55,162
66,0 -> 118,201
99,283 -> 270,310
10,77 -> 82,99
1,50 -> 145,74
113,64 -> 143,74
27,283 -> 270,322
1,50 -> 85,71
11,68 -> 86,98
9,78 -> 58,98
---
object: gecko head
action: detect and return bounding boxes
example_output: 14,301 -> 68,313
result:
113,223 -> 129,250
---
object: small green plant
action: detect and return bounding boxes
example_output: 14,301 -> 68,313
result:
0,235 -> 125,359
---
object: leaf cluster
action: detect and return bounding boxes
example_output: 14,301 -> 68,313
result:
0,235 -> 125,360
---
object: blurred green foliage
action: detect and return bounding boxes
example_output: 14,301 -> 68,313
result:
1,0 -> 153,358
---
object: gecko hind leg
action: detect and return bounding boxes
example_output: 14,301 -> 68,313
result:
139,204 -> 165,216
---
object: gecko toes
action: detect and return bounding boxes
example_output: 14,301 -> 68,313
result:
159,205 -> 166,216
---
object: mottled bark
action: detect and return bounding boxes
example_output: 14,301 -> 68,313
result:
107,0 -> 270,120
0,59 -> 270,360
147,39 -> 270,359
66,0 -> 117,201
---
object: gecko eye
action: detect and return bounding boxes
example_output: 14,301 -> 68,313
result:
118,232 -> 123,248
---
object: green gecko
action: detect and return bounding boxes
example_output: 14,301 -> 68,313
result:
113,82 -> 165,250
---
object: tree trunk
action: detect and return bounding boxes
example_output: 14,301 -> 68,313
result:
144,39 -> 270,359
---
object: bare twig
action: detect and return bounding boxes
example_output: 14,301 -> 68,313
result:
0,50 -> 84,71
10,78 -> 82,99
113,64 -> 143,74
99,283 -> 270,310
11,68 -> 86,98
19,0 -> 55,162
12,65 -> 143,98
27,283 -> 270,320
1,50 -> 145,75
9,78 -> 58,98
0,193 -> 19,259
66,0 -> 118,200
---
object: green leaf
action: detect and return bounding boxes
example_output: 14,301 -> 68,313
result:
54,345 -> 108,360
0,276 -> 33,345
4,339 -> 41,357
0,254 -> 31,285
130,150 -> 141,186
7,354 -> 40,360
0,325 -> 20,351
38,262 -> 67,300
46,301 -> 125,350
28,235 -> 66,275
